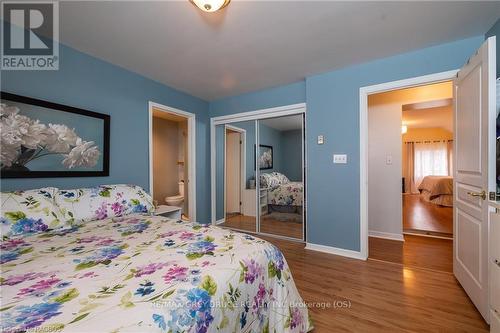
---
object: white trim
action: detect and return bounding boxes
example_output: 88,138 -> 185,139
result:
215,218 -> 225,225
305,243 -> 365,260
212,103 -> 306,125
369,230 -> 405,242
359,70 -> 458,260
211,103 -> 306,229
148,101 -> 197,222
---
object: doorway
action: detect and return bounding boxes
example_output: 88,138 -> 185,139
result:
148,102 -> 196,221
225,125 -> 245,220
366,80 -> 454,273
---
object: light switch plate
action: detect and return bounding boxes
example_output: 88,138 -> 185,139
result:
386,155 -> 393,165
333,154 -> 347,164
317,135 -> 324,145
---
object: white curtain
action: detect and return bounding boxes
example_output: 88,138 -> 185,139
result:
414,141 -> 450,188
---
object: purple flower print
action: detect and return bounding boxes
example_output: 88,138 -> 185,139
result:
78,271 -> 97,279
77,236 -> 101,243
180,231 -> 197,241
135,262 -> 170,278
163,265 -> 189,284
17,276 -> 61,297
95,202 -> 108,220
290,306 -> 304,329
241,259 -> 264,284
1,272 -> 49,286
253,282 -> 267,312
159,230 -> 180,238
111,202 -> 125,216
96,238 -> 115,246
0,238 -> 27,250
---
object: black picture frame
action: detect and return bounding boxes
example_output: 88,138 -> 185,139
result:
0,92 -> 110,178
255,144 -> 273,170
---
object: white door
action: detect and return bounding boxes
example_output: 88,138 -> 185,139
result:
226,131 -> 241,214
454,36 -> 496,323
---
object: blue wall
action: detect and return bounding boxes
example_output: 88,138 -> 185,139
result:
1,42 -> 212,223
209,35 -> 484,251
281,130 -> 303,181
486,18 -> 500,77
210,81 -> 306,116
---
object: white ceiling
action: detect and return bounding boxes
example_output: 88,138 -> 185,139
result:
57,1 -> 500,101
403,106 -> 453,132
260,114 -> 303,131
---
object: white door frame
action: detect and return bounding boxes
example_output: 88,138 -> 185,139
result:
148,101 -> 196,222
210,103 -> 307,240
223,125 -> 246,220
359,70 -> 458,260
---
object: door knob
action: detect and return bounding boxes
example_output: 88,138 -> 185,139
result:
467,190 -> 486,200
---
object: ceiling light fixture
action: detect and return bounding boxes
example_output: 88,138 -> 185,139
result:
401,125 -> 408,134
190,0 -> 230,12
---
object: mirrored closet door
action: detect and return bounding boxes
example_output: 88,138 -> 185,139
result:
215,121 -> 257,233
212,109 -> 305,241
257,115 -> 304,240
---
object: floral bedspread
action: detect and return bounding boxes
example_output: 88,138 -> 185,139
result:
268,182 -> 303,206
0,215 -> 311,333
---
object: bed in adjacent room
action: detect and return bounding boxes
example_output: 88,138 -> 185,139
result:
0,185 -> 311,333
418,175 -> 453,207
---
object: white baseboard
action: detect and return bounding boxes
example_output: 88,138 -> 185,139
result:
369,230 -> 404,242
215,218 -> 225,225
305,243 -> 366,260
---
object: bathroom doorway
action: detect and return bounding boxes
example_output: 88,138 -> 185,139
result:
148,102 -> 196,221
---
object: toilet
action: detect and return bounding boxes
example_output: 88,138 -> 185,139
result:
165,181 -> 184,208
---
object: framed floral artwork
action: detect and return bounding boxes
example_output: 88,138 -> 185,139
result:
258,145 -> 273,170
0,92 -> 110,178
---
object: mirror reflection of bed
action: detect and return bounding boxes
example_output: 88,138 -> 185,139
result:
259,172 -> 303,239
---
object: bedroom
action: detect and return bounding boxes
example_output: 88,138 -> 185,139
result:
1,1 -> 499,333
367,81 -> 455,272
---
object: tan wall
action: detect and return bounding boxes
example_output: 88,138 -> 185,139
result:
403,127 -> 453,142
153,117 -> 179,204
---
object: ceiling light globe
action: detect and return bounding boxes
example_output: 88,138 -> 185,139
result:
191,0 -> 230,12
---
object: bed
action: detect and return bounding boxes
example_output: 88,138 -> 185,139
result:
0,186 -> 311,333
418,175 -> 453,207
260,173 -> 303,215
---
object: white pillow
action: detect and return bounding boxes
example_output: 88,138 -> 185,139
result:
1,187 -> 64,236
55,184 -> 154,225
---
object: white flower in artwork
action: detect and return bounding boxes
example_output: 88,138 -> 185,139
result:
45,124 -> 79,153
0,103 -> 101,171
0,103 -> 20,117
22,119 -> 48,149
62,140 -> 100,169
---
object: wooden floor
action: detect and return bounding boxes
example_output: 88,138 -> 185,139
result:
262,235 -> 488,333
220,214 -> 303,239
369,235 -> 453,273
403,194 -> 453,237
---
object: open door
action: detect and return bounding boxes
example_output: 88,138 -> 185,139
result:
454,36 -> 496,323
